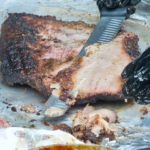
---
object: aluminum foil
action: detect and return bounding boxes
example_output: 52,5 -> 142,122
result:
0,127 -> 85,150
0,0 -> 150,149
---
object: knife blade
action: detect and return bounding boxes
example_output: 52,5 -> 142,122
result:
78,7 -> 127,58
44,8 -> 128,118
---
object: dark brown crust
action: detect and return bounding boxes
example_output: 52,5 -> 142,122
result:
54,68 -> 75,101
0,13 -> 94,98
75,92 -> 124,105
123,33 -> 140,59
53,59 -> 82,102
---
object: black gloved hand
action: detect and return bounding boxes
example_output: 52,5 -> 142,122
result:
122,47 -> 150,104
97,0 -> 141,18
97,0 -> 141,9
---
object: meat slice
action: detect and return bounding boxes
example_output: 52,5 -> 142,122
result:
0,13 -> 140,104
72,106 -> 117,143
0,13 -> 94,98
53,33 -> 140,104
51,106 -> 117,144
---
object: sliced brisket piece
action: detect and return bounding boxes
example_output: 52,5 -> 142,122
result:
53,33 -> 140,104
0,13 -> 94,98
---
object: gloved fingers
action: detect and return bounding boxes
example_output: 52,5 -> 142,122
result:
122,47 -> 150,79
122,63 -> 150,104
135,85 -> 150,104
133,48 -> 150,73
122,75 -> 142,97
123,77 -> 150,103
122,61 -> 136,79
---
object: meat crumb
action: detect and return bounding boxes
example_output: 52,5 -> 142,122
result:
140,106 -> 148,116
43,120 -> 51,127
72,105 -> 117,144
20,104 -> 36,113
29,124 -> 35,128
53,123 -> 73,134
122,128 -> 128,134
11,106 -> 17,112
36,112 -> 40,116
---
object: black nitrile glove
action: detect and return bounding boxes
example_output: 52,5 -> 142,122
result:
97,0 -> 141,9
97,0 -> 141,18
122,47 -> 150,104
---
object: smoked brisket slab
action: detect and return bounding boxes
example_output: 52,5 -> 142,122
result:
0,13 -> 140,104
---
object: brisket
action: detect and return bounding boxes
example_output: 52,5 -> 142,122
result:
0,13 -> 140,104
52,33 -> 140,104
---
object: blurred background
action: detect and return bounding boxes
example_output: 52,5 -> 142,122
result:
0,0 -> 150,25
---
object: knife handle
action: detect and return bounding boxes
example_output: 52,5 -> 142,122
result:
97,0 -> 141,18
101,7 -> 127,17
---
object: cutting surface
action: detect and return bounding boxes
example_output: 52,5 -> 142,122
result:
0,0 -> 150,149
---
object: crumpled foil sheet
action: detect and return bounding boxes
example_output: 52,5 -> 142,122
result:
0,127 -> 84,150
0,0 -> 150,150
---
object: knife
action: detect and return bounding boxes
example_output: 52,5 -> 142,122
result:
44,0 -> 141,118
